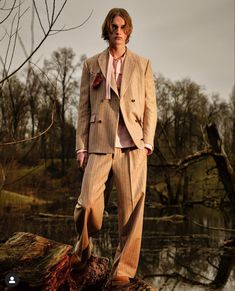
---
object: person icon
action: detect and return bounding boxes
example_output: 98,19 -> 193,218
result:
5,272 -> 20,288
9,276 -> 16,284
5,272 -> 19,287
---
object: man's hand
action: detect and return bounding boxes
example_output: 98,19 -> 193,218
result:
77,151 -> 88,169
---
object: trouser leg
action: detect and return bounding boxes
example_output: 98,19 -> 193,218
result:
111,148 -> 147,278
73,153 -> 112,258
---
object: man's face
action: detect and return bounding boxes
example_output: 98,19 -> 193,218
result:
108,16 -> 128,48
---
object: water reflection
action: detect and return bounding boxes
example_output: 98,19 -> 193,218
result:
1,201 -> 235,290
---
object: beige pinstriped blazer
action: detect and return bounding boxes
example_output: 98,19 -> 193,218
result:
76,48 -> 157,154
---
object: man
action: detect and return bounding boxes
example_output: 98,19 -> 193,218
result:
73,8 -> 157,287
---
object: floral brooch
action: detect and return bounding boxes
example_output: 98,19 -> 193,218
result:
92,72 -> 103,89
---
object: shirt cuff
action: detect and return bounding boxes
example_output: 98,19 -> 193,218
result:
144,143 -> 153,155
76,149 -> 87,154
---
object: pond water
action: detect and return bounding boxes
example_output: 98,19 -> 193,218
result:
1,198 -> 235,291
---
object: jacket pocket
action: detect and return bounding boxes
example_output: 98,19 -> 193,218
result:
90,114 -> 96,123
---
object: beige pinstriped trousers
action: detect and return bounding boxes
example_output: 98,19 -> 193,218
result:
74,147 -> 147,278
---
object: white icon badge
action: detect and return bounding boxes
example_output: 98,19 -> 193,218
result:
5,272 -> 20,287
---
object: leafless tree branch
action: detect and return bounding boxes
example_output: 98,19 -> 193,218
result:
0,0 -> 16,24
32,0 -> 46,36
143,272 -> 210,287
190,219 -> 235,233
18,34 -> 28,59
50,9 -> 93,33
0,29 -> 7,42
0,0 -> 92,85
2,11 -> 18,79
150,148 -> 214,170
50,0 -> 56,24
0,0 -> 24,11
44,0 -> 50,27
30,1 -> 35,53
1,4 -> 29,81
29,60 -> 57,91
51,0 -> 67,26
0,104 -> 55,146
5,0 -> 21,76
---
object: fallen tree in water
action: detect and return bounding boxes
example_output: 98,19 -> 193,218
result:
206,123 -> 235,204
0,232 -> 156,290
149,122 -> 235,206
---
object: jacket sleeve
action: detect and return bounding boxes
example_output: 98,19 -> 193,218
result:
143,60 -> 157,150
76,60 -> 91,151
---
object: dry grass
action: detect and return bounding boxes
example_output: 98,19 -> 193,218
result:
0,190 -> 47,214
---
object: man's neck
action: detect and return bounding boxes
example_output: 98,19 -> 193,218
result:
109,45 -> 126,60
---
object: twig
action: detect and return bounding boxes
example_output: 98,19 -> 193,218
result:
0,0 -> 24,11
190,219 -> 235,233
44,0 -> 50,27
4,164 -> 43,187
143,272 -> 210,287
0,30 -> 7,42
0,104 -> 55,146
33,0 -> 46,35
38,213 -> 73,219
31,1 -> 35,53
50,9 -> 93,33
0,0 -> 16,24
6,0 -> 21,75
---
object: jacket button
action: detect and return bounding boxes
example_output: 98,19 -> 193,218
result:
98,120 -> 102,123
131,99 -> 135,102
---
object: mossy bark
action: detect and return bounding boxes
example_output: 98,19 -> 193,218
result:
0,232 -> 155,290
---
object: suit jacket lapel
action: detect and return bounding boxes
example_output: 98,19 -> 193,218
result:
98,48 -> 119,97
120,48 -> 135,98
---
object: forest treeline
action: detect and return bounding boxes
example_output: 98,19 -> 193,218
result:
0,47 -> 235,175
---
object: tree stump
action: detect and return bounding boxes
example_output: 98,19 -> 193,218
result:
0,232 -> 156,290
0,232 -> 109,290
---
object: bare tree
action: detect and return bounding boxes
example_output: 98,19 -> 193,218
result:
156,75 -> 210,159
43,47 -> 80,174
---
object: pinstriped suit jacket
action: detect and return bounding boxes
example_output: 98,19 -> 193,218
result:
76,48 -> 157,154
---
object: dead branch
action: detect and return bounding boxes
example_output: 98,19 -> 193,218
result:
3,164 -> 42,187
149,148 -> 213,169
206,122 -> 235,204
38,212 -> 72,219
0,104 -> 55,146
190,219 -> 235,233
143,272 -> 210,287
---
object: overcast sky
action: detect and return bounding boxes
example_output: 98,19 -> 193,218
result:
2,0 -> 234,100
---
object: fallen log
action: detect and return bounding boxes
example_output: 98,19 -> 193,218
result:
0,232 -> 156,290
